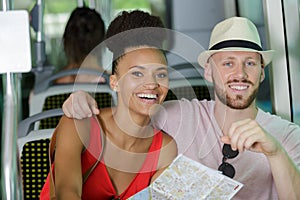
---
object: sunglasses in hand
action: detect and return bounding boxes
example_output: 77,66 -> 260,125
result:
218,144 -> 239,178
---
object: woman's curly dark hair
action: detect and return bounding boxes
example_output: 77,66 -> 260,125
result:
105,10 -> 167,74
63,7 -> 105,65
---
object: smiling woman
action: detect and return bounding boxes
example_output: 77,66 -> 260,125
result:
39,10 -> 177,200
111,47 -> 169,119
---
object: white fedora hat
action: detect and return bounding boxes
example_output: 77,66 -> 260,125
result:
198,17 -> 274,67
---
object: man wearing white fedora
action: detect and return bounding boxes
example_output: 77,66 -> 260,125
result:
62,17 -> 300,199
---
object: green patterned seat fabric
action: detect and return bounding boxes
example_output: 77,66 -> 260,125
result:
166,85 -> 213,101
39,92 -> 113,129
20,139 -> 50,200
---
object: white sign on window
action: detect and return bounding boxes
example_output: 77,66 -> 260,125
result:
0,10 -> 31,73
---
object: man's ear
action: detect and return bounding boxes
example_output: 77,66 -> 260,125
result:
204,62 -> 213,83
110,75 -> 118,92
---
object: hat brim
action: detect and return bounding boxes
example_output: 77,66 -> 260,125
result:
197,48 -> 274,68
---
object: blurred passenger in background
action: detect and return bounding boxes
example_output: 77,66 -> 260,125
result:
55,7 -> 106,84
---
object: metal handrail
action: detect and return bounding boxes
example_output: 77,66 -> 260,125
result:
1,74 -> 23,200
1,0 -> 26,199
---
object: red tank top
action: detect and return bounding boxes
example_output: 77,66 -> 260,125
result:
40,117 -> 163,200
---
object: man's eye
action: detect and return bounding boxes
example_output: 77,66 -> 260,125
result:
246,61 -> 257,67
224,62 -> 233,67
157,72 -> 168,78
132,71 -> 143,77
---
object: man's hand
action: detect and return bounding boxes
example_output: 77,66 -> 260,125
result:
62,90 -> 99,119
221,118 -> 279,157
221,119 -> 300,200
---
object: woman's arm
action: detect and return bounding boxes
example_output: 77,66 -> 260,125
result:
53,116 -> 88,199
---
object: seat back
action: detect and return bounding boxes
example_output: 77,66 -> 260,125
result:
18,109 -> 63,200
165,62 -> 214,101
167,84 -> 213,101
30,69 -> 117,129
38,88 -> 115,129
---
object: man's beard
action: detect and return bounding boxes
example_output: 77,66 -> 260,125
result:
214,79 -> 259,109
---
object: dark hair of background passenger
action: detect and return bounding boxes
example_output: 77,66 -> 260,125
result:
63,7 -> 105,65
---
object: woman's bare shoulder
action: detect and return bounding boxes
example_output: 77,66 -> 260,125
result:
99,107 -> 113,117
55,115 -> 93,148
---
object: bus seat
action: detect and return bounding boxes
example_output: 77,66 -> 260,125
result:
18,109 -> 63,200
166,62 -> 214,101
29,69 -> 117,129
32,68 -> 110,94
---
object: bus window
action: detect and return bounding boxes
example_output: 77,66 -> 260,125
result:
112,0 -> 151,13
111,0 -> 167,26
238,0 -> 273,114
288,0 -> 300,125
43,1 -> 78,69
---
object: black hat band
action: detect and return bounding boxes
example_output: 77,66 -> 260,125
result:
209,40 -> 262,51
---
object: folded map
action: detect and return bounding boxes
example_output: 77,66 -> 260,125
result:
128,154 -> 243,199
